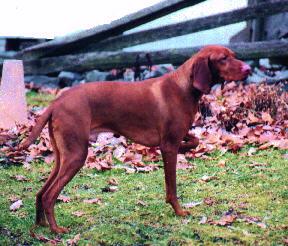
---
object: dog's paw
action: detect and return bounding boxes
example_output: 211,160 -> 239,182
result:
51,226 -> 69,234
176,209 -> 191,216
36,220 -> 49,227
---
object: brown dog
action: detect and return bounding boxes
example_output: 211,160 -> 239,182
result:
20,45 -> 251,233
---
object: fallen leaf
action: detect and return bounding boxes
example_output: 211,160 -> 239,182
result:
247,147 -> 257,156
283,153 -> 288,159
248,112 -> 260,124
8,195 -> 19,203
83,198 -> 102,205
108,178 -> 118,186
72,211 -> 85,217
23,187 -> 33,192
108,186 -> 118,192
199,175 -> 218,183
10,200 -> 23,211
199,216 -> 208,224
261,112 -> 273,124
217,160 -> 226,168
209,208 -> 237,226
248,162 -> 268,168
240,215 -> 267,229
113,145 -> 126,159
276,139 -> 288,150
182,218 -> 190,225
183,201 -> 202,208
238,202 -> 249,209
135,165 -> 159,173
102,186 -> 118,193
137,200 -> 147,207
0,134 -> 16,144
11,175 -> 29,181
256,222 -> 267,229
30,230 -> 61,244
210,214 -> 237,226
124,167 -> 136,174
203,197 -> 217,206
57,195 -> 70,203
177,163 -> 195,170
44,154 -> 54,164
67,233 -> 81,246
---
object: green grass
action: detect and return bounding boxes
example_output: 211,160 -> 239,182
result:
0,148 -> 287,245
26,91 -> 55,107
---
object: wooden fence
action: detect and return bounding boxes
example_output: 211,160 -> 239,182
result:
7,0 -> 288,74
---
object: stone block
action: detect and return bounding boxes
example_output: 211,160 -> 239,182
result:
0,60 -> 28,129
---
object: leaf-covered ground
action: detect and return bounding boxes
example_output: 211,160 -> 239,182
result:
0,82 -> 288,245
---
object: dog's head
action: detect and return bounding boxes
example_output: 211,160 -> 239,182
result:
189,45 -> 251,94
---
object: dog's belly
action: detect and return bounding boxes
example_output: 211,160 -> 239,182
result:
120,127 -> 160,147
90,126 -> 160,147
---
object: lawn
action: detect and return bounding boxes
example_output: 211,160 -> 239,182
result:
0,91 -> 287,245
0,147 -> 287,245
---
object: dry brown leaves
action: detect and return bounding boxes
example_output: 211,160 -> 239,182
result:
57,195 -> 71,203
0,82 -> 287,171
200,208 -> 267,228
189,82 -> 288,158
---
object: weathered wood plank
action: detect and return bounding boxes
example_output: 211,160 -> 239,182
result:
22,40 -> 288,75
20,0 -> 205,59
82,0 -> 288,52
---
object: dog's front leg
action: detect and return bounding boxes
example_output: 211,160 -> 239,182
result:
161,143 -> 190,216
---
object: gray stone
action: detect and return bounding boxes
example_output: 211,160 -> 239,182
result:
58,71 -> 83,87
58,71 -> 82,80
24,75 -> 59,88
123,69 -> 135,82
85,70 -> 110,82
246,67 -> 288,84
144,64 -> 174,79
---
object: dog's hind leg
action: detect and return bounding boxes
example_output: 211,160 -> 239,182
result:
42,125 -> 89,234
35,121 -> 60,227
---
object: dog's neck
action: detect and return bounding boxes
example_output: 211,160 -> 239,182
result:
172,61 -> 203,102
173,64 -> 191,91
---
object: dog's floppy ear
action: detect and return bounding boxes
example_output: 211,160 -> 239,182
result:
192,57 -> 212,94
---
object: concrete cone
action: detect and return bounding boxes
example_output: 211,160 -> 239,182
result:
0,60 -> 28,129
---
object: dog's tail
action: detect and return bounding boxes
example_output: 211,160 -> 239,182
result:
19,106 -> 53,150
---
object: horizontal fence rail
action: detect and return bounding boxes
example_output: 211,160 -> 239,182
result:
20,0 -> 205,59
82,0 -> 288,52
22,40 -> 288,75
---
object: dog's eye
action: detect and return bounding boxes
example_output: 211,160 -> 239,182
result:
220,56 -> 227,61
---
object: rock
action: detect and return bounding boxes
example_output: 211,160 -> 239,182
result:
144,64 -> 174,79
246,67 -> 288,84
25,75 -> 59,88
58,71 -> 83,88
123,68 -> 135,82
85,70 -> 111,82
0,60 -> 28,129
